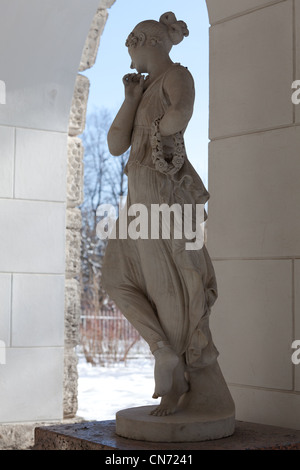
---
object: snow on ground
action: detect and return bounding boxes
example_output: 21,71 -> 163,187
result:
77,355 -> 158,421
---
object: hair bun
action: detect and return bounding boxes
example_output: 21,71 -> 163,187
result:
159,12 -> 177,26
159,12 -> 189,45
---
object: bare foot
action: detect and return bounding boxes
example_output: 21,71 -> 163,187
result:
152,346 -> 179,398
151,357 -> 189,416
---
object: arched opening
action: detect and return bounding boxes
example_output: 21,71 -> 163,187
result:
75,0 -> 210,421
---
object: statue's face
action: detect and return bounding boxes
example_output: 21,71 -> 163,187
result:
127,31 -> 148,73
128,46 -> 146,73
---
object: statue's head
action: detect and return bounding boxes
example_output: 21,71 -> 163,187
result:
126,12 -> 189,59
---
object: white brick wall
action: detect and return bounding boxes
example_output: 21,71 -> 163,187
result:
206,0 -> 300,430
0,125 -> 14,197
0,0 -> 100,427
209,1 -> 293,138
14,129 -> 67,201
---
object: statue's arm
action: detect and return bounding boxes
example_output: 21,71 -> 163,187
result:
159,67 -> 195,136
107,73 -> 144,156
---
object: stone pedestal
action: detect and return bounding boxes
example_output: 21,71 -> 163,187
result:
116,406 -> 235,443
33,420 -> 300,450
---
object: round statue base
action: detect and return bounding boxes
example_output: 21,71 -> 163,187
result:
116,406 -> 235,443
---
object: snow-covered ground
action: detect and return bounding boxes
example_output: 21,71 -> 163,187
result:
77,355 -> 158,421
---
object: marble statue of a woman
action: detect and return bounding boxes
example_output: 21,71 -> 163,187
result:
102,12 -> 235,442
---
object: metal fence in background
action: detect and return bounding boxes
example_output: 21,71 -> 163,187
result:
79,305 -> 151,366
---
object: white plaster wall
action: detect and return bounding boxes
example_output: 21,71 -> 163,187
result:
206,0 -> 285,24
0,0 -> 100,424
206,0 -> 300,430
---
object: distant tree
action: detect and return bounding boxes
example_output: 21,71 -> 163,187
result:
80,108 -> 129,319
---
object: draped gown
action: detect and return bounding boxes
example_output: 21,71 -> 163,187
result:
102,63 -> 219,370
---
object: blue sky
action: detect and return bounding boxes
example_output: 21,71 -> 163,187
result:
82,1 -> 210,185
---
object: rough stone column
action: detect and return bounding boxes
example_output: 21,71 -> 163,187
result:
63,0 -> 116,419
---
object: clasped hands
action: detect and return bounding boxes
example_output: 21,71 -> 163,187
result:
123,73 -> 148,102
122,73 -> 174,155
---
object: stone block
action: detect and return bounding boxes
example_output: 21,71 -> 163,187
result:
11,274 -> 65,347
0,274 -> 11,346
65,229 -> 81,278
63,348 -> 78,419
295,260 -> 300,391
67,137 -> 84,207
68,74 -> 90,137
0,347 -> 64,422
0,125 -> 14,198
64,278 -> 81,347
206,0 -> 284,24
66,208 -> 82,231
207,127 -> 300,258
209,1 -> 293,138
229,385 -> 300,430
0,423 -> 38,450
0,199 -> 66,273
15,128 -> 67,202
210,260 -> 293,390
79,8 -> 108,71
98,0 -> 116,8
0,418 -> 84,450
